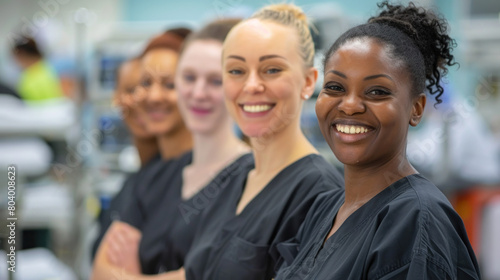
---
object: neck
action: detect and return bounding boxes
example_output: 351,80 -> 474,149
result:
23,56 -> 41,69
343,150 -> 417,207
192,118 -> 248,166
132,136 -> 159,165
250,118 -> 317,176
157,125 -> 193,160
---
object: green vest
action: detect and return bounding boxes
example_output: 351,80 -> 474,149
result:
18,60 -> 64,101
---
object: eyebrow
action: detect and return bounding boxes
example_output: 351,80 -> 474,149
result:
327,70 -> 394,82
225,54 -> 286,62
259,54 -> 286,62
327,70 -> 346,79
364,74 -> 394,82
227,55 -> 245,61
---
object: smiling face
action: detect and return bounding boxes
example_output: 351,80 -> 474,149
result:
114,59 -> 151,139
175,40 -> 229,135
222,19 -> 315,138
137,48 -> 185,136
316,37 -> 424,168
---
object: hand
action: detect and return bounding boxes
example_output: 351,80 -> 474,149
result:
105,221 -> 142,274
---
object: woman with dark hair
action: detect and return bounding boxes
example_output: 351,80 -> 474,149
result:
90,57 -> 159,260
275,2 -> 480,279
91,28 -> 194,279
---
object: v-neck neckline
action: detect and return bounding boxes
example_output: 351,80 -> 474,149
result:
315,174 -> 419,259
233,154 -> 318,217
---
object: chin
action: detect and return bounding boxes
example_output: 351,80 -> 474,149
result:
330,147 -> 362,166
241,125 -> 274,140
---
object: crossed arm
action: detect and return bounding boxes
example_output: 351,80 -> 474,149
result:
91,221 -> 186,280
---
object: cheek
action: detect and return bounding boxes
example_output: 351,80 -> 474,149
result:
176,88 -> 189,107
223,78 -> 241,101
315,94 -> 334,125
166,90 -> 179,104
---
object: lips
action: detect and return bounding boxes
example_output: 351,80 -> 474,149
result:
147,108 -> 170,121
242,104 -> 272,113
190,106 -> 212,116
239,102 -> 275,117
331,120 -> 374,143
335,124 -> 369,134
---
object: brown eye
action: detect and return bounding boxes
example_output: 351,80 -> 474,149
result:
163,82 -> 175,90
367,89 -> 391,96
323,83 -> 344,93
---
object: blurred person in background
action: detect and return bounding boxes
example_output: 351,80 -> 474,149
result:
11,36 -> 64,102
0,36 -> 75,178
91,57 -> 160,260
92,27 -> 194,279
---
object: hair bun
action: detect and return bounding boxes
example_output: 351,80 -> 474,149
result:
368,1 -> 457,104
251,3 -> 315,67
262,3 -> 308,23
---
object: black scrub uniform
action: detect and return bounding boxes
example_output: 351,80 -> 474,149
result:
275,174 -> 481,280
123,152 -> 254,274
91,153 -> 162,259
184,154 -> 344,280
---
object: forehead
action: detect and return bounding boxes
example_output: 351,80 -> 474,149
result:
180,40 -> 222,67
142,49 -> 178,71
326,37 -> 405,77
223,19 -> 299,59
120,60 -> 141,75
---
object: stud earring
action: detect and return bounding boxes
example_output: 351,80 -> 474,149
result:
304,94 -> 310,100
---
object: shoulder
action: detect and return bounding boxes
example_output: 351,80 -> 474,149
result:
377,174 -> 463,237
226,153 -> 255,174
385,174 -> 459,227
291,154 -> 344,192
371,174 -> 479,279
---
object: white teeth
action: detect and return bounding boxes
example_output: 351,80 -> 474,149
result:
335,124 -> 369,134
243,104 -> 272,113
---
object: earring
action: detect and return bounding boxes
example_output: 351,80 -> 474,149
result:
304,94 -> 310,100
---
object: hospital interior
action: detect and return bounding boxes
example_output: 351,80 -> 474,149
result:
0,0 -> 499,279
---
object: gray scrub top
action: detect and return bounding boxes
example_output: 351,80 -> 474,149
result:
275,174 -> 480,280
184,154 -> 344,280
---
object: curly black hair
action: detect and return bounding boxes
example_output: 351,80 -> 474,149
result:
323,1 -> 457,105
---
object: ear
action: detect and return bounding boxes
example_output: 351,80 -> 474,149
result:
301,67 -> 318,100
410,93 -> 426,126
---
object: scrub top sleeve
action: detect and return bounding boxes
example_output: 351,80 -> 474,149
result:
91,174 -> 137,260
120,181 -> 145,229
377,255 -> 451,280
368,186 -> 479,280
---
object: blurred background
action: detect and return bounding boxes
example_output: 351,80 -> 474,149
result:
0,0 -> 499,279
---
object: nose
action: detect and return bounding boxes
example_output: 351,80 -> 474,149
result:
243,71 -> 264,94
146,83 -> 163,104
337,91 -> 365,115
192,79 -> 207,99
